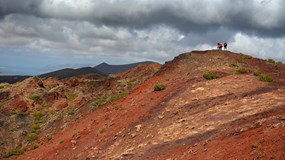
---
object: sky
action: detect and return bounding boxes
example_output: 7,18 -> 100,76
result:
1,0 -> 285,75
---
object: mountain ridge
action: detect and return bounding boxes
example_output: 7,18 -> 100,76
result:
1,50 -> 285,159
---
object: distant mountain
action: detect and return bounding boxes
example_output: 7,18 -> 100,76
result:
39,67 -> 106,79
0,62 -> 159,83
94,61 -> 158,75
0,75 -> 31,84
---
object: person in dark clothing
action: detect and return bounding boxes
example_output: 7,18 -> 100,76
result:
224,42 -> 227,50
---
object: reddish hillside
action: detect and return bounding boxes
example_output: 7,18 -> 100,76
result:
2,50 -> 285,160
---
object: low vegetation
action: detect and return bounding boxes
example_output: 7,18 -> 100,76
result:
253,70 -> 273,82
59,140 -> 65,144
265,59 -> 276,64
127,78 -> 137,85
37,103 -> 51,111
114,104 -> 122,110
229,63 -> 239,68
33,112 -> 45,124
0,85 -> 4,89
93,96 -> 107,108
99,127 -> 106,134
236,68 -> 247,74
242,54 -> 252,59
32,125 -> 41,132
258,74 -> 273,82
93,92 -> 128,109
26,133 -> 38,142
67,93 -> 77,101
253,70 -> 262,76
203,72 -> 219,80
67,106 -> 78,115
29,95 -> 41,102
32,145 -> 39,150
46,135 -> 53,141
251,142 -> 259,149
153,84 -> 166,91
110,92 -> 127,101
2,148 -> 25,158
9,111 -> 26,116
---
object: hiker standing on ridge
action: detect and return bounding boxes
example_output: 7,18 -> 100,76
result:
224,42 -> 227,50
217,43 -> 223,50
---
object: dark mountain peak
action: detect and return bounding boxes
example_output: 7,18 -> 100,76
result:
94,61 -> 159,75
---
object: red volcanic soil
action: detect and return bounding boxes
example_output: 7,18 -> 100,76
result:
7,50 -> 285,160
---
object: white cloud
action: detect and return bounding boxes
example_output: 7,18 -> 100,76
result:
231,33 -> 285,61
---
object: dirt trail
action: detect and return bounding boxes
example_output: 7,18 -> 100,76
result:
16,50 -> 285,160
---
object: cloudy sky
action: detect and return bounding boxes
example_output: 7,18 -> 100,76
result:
1,0 -> 285,75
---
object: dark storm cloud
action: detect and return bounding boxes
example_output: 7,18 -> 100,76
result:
1,0 -> 284,38
0,0 -> 41,17
0,0 -> 285,64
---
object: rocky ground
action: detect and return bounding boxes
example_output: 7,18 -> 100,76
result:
1,50 -> 285,160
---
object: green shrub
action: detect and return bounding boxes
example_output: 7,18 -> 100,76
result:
93,96 -> 108,108
29,95 -> 41,101
59,140 -> 64,144
251,142 -> 259,149
253,71 -> 273,82
33,112 -> 45,124
2,148 -> 24,158
229,63 -> 239,68
0,86 -> 4,89
46,135 -> 53,141
99,127 -> 106,134
37,104 -> 50,111
67,106 -> 78,116
265,59 -> 276,64
32,125 -> 41,130
0,104 -> 3,109
10,128 -> 18,132
34,112 -> 44,120
253,70 -> 262,76
110,92 -> 127,101
203,72 -> 219,80
236,68 -> 247,74
242,55 -> 252,59
26,134 -> 38,142
114,104 -> 122,110
259,74 -> 273,82
154,68 -> 160,73
153,84 -> 166,91
68,111 -> 75,115
9,111 -> 17,116
32,125 -> 41,134
67,93 -> 77,101
32,145 -> 39,150
127,78 -> 137,85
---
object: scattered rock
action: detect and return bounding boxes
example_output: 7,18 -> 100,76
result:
272,122 -> 284,128
173,111 -> 179,115
71,140 -> 77,146
280,117 -> 285,120
121,147 -> 135,156
158,115 -> 164,119
135,124 -> 142,132
131,133 -> 137,138
178,118 -> 186,123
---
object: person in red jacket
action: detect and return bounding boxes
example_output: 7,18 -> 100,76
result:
217,43 -> 223,50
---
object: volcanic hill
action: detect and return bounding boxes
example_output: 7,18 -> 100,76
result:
0,50 -> 285,160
